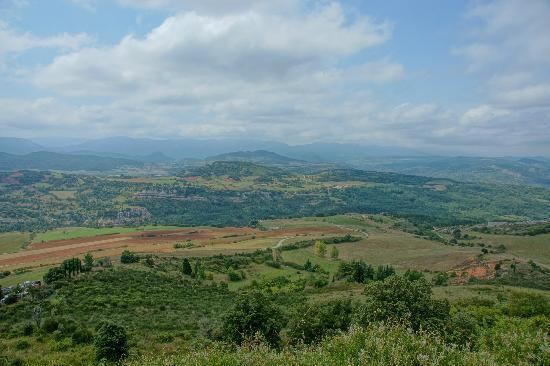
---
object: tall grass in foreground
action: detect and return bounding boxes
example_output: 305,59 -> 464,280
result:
126,322 -> 549,366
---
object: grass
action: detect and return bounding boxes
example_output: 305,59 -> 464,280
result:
50,190 -> 76,199
282,249 -> 341,273
31,225 -> 187,244
336,229 -> 479,271
0,265 -> 52,287
466,232 -> 550,267
0,232 -> 30,254
432,284 -> 550,304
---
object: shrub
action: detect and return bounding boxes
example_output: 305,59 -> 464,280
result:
41,318 -> 59,333
94,322 -> 129,362
507,292 -> 550,317
265,260 -> 281,269
120,250 -> 139,264
43,267 -> 66,284
222,290 -> 282,347
446,311 -> 479,349
227,271 -> 241,282
15,340 -> 30,350
21,322 -> 34,336
355,275 -> 450,332
182,258 -> 193,276
433,272 -> 449,286
72,327 -> 93,345
287,299 -> 352,344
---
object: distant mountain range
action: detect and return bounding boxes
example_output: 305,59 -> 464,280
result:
0,137 -> 425,161
0,137 -> 44,155
349,156 -> 550,188
0,151 -> 143,172
206,150 -> 305,165
1,137 -> 549,187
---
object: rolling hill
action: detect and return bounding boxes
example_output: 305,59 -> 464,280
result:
0,151 -> 143,172
206,150 -> 305,165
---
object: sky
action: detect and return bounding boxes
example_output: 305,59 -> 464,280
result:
0,0 -> 549,156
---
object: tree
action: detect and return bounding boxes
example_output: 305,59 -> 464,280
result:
120,250 -> 139,264
94,322 -> 128,362
355,275 -> 450,332
374,265 -> 395,281
193,261 -> 205,279
83,253 -> 94,271
452,228 -> 462,240
182,258 -> 192,276
43,267 -> 66,284
222,290 -> 282,347
288,299 -> 352,345
314,240 -> 327,258
330,246 -> 339,259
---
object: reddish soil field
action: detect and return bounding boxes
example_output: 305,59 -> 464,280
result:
0,226 -> 346,269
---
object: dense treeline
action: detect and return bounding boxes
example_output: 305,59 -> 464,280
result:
1,167 -> 549,232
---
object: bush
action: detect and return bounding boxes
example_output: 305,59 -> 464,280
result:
72,327 -> 94,345
21,322 -> 34,336
15,340 -> 30,350
120,250 -> 140,264
41,318 -> 59,333
446,311 -> 479,349
227,271 -> 242,282
355,275 -> 450,332
94,322 -> 129,362
287,299 -> 352,344
433,272 -> 449,286
507,292 -> 550,317
265,260 -> 281,269
43,267 -> 66,284
222,290 -> 282,347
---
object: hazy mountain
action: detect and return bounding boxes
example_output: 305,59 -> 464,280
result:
0,151 -> 143,172
0,137 -> 44,155
60,137 -> 288,160
59,137 -> 426,161
348,156 -> 550,188
206,150 -> 305,165
1,136 -> 428,162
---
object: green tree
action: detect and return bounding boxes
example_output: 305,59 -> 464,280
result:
355,275 -> 450,331
445,311 -> 478,348
452,228 -> 462,240
222,290 -> 282,347
193,260 -> 205,279
94,322 -> 128,362
314,240 -> 327,257
120,250 -> 139,264
288,299 -> 352,344
83,253 -> 94,271
182,258 -> 193,276
43,267 -> 66,284
330,246 -> 339,259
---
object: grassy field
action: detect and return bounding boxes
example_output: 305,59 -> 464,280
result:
31,225 -> 187,244
465,231 -> 550,266
0,232 -> 30,254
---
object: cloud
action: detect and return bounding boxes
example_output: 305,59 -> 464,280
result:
456,0 -> 550,109
460,104 -> 510,126
34,3 -> 391,96
0,22 -> 92,59
1,0 -> 549,156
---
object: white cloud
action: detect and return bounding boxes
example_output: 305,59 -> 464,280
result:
456,0 -> 550,110
34,3 -> 391,97
0,22 -> 92,58
460,104 -> 510,126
